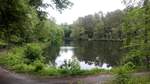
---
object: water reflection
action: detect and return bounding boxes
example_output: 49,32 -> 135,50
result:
44,45 -> 60,65
46,41 -> 123,70
55,46 -> 74,67
74,41 -> 123,68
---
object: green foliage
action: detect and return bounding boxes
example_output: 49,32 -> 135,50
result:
59,58 -> 81,75
33,60 -> 45,72
0,44 -> 45,72
3,47 -> 25,67
111,62 -> 135,84
106,75 -> 150,84
80,68 -> 106,75
1,0 -> 115,77
0,0 -> 70,45
35,20 -> 64,46
24,43 -> 43,63
71,10 -> 124,40
0,0 -> 39,44
127,75 -> 150,84
123,1 -> 150,69
39,67 -> 61,76
0,39 -> 7,48
61,24 -> 72,39
0,45 -> 106,76
37,58 -> 106,76
12,64 -> 35,73
58,58 -> 106,76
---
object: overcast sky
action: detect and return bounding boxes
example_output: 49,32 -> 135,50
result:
44,0 -> 125,24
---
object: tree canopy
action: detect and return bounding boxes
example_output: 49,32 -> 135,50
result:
70,10 -> 124,40
122,0 -> 150,69
0,0 -> 72,45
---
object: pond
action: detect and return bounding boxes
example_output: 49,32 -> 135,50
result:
45,40 -> 123,70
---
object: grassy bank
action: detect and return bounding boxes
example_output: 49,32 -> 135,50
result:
104,62 -> 150,84
105,74 -> 150,84
0,43 -> 108,77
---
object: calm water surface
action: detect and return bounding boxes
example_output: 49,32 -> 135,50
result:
45,41 -> 123,70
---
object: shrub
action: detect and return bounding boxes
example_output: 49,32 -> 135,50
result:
24,44 -> 43,64
112,62 -> 135,84
0,39 -> 7,48
0,44 -> 46,74
12,64 -> 35,73
60,58 -> 81,75
3,47 -> 25,67
33,60 -> 45,72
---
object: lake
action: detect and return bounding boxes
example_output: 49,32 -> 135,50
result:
45,40 -> 123,70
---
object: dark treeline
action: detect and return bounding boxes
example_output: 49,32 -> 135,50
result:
62,10 -> 124,41
71,10 -> 124,40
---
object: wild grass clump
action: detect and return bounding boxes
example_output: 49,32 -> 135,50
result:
106,62 -> 136,84
127,75 -> 150,84
106,74 -> 150,84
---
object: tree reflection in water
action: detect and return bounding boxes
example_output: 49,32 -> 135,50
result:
45,40 -> 123,69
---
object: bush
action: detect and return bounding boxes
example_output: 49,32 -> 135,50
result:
3,47 -> 25,67
12,64 -> 35,73
60,58 -> 81,75
33,60 -> 45,72
0,44 -> 46,74
24,44 -> 43,64
112,62 -> 135,84
0,39 -> 7,48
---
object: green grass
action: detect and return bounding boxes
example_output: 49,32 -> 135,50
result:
105,62 -> 150,84
127,75 -> 150,84
0,40 -> 7,46
105,75 -> 150,84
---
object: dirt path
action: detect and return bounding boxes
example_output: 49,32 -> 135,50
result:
0,67 -> 149,84
33,74 -> 113,84
0,67 -> 113,84
0,67 -> 39,84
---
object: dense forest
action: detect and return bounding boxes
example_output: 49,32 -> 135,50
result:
70,10 -> 124,40
0,0 -> 72,46
0,0 -> 150,84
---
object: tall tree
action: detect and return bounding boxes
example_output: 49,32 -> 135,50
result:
0,0 -> 38,43
123,0 -> 150,69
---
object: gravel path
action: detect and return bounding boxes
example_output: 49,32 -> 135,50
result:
0,67 -> 149,84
